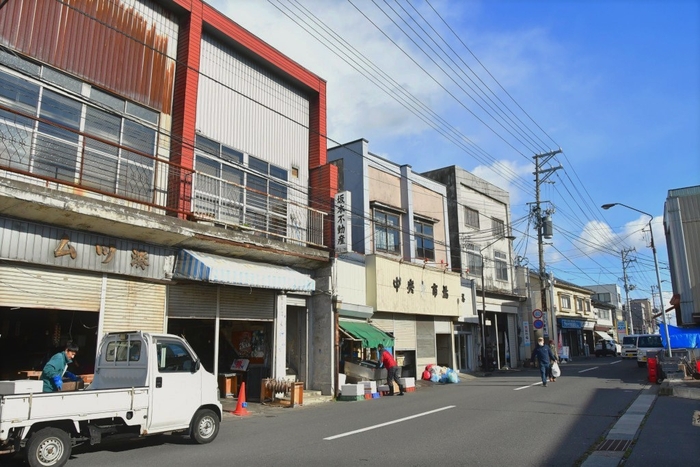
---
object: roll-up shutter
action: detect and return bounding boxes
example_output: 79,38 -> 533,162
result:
434,317 -> 451,334
416,317 -> 435,360
102,276 -> 166,334
372,313 -> 416,351
0,262 -> 101,311
168,283 -> 217,318
219,287 -> 275,320
287,295 -> 307,307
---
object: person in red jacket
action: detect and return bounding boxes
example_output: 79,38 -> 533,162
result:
378,344 -> 405,396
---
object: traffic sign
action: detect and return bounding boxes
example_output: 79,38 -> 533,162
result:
532,309 -> 543,319
533,319 -> 544,329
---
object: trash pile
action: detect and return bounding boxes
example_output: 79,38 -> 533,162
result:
422,364 -> 459,383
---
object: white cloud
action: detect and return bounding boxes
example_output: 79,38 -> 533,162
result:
471,159 -> 532,205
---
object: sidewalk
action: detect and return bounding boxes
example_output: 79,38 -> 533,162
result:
581,378 -> 700,467
220,389 -> 333,417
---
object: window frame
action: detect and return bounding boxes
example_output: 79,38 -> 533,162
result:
414,218 -> 435,261
492,218 -> 505,238
560,294 -> 572,310
465,243 -> 482,277
464,206 -> 479,229
373,209 -> 401,255
494,250 -> 508,281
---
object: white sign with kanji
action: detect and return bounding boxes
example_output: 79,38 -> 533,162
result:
334,191 -> 351,253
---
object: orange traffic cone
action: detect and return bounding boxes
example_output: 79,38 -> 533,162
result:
232,382 -> 250,416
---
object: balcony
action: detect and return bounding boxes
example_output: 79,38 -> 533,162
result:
0,105 -> 326,248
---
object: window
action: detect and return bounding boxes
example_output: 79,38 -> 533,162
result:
374,210 -> 400,254
415,219 -> 434,260
598,309 -> 610,320
465,243 -> 482,276
593,292 -> 612,303
576,298 -> 584,311
494,251 -> 508,281
193,135 -> 288,236
464,207 -> 479,229
492,218 -> 505,238
105,340 -> 142,362
0,66 -> 159,201
156,339 -> 195,373
585,300 -> 591,312
560,295 -> 572,310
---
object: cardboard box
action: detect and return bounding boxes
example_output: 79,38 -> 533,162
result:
0,380 -> 44,395
361,381 -> 377,393
61,380 -> 85,392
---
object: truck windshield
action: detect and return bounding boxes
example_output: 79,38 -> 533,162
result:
622,336 -> 637,345
638,335 -> 663,347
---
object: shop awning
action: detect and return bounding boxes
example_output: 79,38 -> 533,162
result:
173,249 -> 315,292
339,321 -> 394,349
595,330 -> 613,341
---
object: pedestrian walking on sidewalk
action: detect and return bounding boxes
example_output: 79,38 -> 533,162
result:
531,337 -> 557,387
378,344 -> 405,396
547,339 -> 559,382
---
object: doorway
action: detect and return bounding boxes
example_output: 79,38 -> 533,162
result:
454,332 -> 473,372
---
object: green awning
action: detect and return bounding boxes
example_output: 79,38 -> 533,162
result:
339,321 -> 394,348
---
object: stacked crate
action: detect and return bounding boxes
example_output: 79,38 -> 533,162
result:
400,377 -> 416,392
362,380 -> 380,399
338,383 -> 365,401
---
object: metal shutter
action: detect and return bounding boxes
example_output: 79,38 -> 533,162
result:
416,317 -> 435,359
102,276 -> 165,334
168,283 -> 217,319
0,262 -> 101,311
219,287 -> 274,320
434,317 -> 451,334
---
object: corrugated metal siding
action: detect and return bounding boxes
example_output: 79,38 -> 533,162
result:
168,283 -> 217,319
102,276 -> 165,334
416,317 -> 435,359
679,195 -> 700,322
0,217 -> 174,281
0,0 -> 178,113
197,34 -> 310,206
372,312 -> 416,350
0,261 -> 101,311
219,287 -> 274,320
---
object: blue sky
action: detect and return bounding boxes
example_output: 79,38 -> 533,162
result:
211,0 -> 699,311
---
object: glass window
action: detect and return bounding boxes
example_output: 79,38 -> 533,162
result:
195,135 -> 220,157
465,243 -> 482,276
415,219 -> 434,260
42,67 -> 82,94
0,71 -> 40,117
560,295 -> 572,310
374,210 -> 400,254
221,145 -> 243,164
492,218 -> 505,238
34,90 -> 81,182
90,87 -> 125,112
576,298 -> 584,311
270,165 -> 288,181
105,340 -> 142,362
494,251 -> 508,281
156,340 -> 195,373
248,155 -> 268,175
0,49 -> 41,76
125,101 -> 158,124
464,206 -> 479,229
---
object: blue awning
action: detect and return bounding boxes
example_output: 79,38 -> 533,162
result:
173,250 -> 315,293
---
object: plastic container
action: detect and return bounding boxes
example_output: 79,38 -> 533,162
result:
647,356 -> 657,383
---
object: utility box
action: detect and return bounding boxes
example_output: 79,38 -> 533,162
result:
0,380 -> 44,395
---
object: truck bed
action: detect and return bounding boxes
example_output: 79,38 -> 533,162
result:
0,387 -> 149,440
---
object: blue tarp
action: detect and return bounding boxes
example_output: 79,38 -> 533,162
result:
659,323 -> 700,349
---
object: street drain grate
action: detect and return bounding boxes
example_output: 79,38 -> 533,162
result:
597,439 -> 631,452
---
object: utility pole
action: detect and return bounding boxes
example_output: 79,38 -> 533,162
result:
621,248 -> 636,335
533,149 -> 562,346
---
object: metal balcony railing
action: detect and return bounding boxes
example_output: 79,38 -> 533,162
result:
0,104 -> 326,248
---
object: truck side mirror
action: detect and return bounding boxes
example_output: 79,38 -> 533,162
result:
192,360 -> 201,373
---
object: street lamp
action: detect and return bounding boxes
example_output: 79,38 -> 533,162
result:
602,202 -> 671,357
479,235 -> 515,371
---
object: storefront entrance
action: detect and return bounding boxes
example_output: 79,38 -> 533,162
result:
0,307 -> 99,380
454,332 -> 473,372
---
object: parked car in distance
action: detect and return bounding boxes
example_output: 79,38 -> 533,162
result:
622,334 -> 640,359
595,339 -> 621,357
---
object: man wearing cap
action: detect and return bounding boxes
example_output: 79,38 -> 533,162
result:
41,342 -> 82,392
530,337 -> 557,387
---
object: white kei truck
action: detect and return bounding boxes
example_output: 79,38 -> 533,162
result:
0,331 -> 222,467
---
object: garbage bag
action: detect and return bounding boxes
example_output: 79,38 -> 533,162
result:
430,373 -> 439,383
422,370 -> 431,380
448,371 -> 460,383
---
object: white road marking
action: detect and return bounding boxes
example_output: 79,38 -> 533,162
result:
515,382 -> 543,390
323,406 -> 456,440
579,367 -> 599,373
610,360 -> 622,365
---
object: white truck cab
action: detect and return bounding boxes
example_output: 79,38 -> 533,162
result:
0,331 -> 222,467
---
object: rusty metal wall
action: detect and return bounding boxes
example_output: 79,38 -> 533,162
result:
0,0 -> 178,114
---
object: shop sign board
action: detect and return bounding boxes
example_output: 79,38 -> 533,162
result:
334,191 -> 351,253
523,321 -> 531,346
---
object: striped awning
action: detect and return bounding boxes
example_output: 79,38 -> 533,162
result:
173,250 -> 315,293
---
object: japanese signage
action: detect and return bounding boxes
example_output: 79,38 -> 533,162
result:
334,191 -> 351,254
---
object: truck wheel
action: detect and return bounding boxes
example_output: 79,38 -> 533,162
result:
26,427 -> 72,467
190,408 -> 219,444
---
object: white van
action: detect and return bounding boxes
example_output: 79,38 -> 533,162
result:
636,334 -> 664,367
621,334 -> 640,359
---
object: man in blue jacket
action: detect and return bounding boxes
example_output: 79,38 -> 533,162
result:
41,342 -> 82,392
531,337 -> 557,387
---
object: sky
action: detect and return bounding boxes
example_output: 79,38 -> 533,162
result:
209,0 -> 699,314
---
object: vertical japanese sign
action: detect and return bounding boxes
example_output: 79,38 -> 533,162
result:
334,191 -> 351,253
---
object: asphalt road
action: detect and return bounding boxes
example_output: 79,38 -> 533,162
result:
2,358 -> 665,467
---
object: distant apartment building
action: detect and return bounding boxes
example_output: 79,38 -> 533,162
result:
630,298 -> 655,334
584,284 -> 625,340
664,185 -> 700,326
